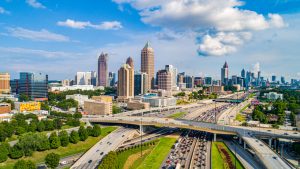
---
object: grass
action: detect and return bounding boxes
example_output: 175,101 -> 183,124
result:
211,142 -> 244,169
239,104 -> 250,113
176,100 -> 190,105
0,126 -> 117,169
137,137 -> 177,169
235,114 -> 246,122
167,112 -> 187,119
116,144 -> 156,169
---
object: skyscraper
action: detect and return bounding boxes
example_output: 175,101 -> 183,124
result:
118,64 -> 134,99
134,72 -> 148,95
281,76 -> 285,84
75,72 -> 92,85
126,57 -> 134,68
0,73 -> 10,94
141,42 -> 154,89
108,72 -> 116,87
165,65 -> 178,89
157,70 -> 172,91
18,72 -> 48,100
272,75 -> 276,82
221,61 -> 229,85
98,53 -> 108,87
241,69 -> 245,78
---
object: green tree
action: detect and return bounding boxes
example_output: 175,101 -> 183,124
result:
86,126 -> 93,136
28,121 -> 37,132
44,120 -> 54,131
37,121 -> 45,132
15,126 -> 26,135
13,160 -> 36,169
0,143 -> 9,163
10,144 -> 24,159
112,105 -> 121,114
53,118 -> 63,129
45,153 -> 60,169
49,132 -> 61,149
19,94 -> 30,102
91,125 -> 101,137
69,131 -> 79,144
58,130 -> 69,147
73,112 -> 82,119
36,134 -> 50,151
78,126 -> 88,141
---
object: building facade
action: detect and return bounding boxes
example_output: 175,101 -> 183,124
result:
157,70 -> 172,91
75,72 -> 92,85
141,42 -> 155,89
84,100 -> 112,115
221,61 -> 229,85
165,65 -> 178,89
98,53 -> 108,87
134,72 -> 149,96
118,64 -> 134,99
0,73 -> 10,94
108,72 -> 116,87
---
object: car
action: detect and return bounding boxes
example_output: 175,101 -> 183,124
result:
88,160 -> 93,163
96,150 -> 99,152
260,144 -> 263,146
284,133 -> 288,135
273,156 -> 277,160
100,152 -> 104,155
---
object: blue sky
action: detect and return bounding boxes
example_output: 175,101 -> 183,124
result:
0,0 -> 300,81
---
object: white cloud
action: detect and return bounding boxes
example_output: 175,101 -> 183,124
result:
0,47 -> 79,58
0,7 -> 10,14
26,0 -> 46,9
57,19 -> 123,30
114,0 -> 286,56
252,62 -> 260,74
7,27 -> 69,42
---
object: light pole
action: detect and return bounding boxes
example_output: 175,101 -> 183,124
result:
140,110 -> 143,157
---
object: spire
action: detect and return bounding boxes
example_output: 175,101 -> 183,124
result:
126,56 -> 134,68
223,61 -> 228,68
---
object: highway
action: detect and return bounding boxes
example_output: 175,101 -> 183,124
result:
86,116 -> 300,169
71,127 -> 137,169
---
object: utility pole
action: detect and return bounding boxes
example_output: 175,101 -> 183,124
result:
140,111 -> 143,157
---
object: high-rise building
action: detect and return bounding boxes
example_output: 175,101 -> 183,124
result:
272,75 -> 276,82
184,75 -> 194,88
18,72 -> 48,100
157,70 -> 172,91
204,77 -> 212,86
118,64 -> 134,99
134,72 -> 148,96
141,42 -> 155,89
126,57 -> 134,68
165,65 -> 178,89
91,71 -> 97,86
241,69 -> 245,78
0,73 -> 10,94
281,76 -> 285,84
231,75 -> 238,85
61,79 -> 70,86
108,72 -> 116,87
221,61 -> 229,85
98,53 -> 108,87
75,72 -> 92,85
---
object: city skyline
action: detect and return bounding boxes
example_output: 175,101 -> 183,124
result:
0,0 -> 300,80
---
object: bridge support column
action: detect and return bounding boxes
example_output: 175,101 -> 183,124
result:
274,139 -> 277,151
213,133 -> 217,142
243,141 -> 246,149
268,138 -> 272,148
239,137 -> 242,144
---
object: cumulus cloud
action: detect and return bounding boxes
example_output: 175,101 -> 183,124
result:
252,62 -> 260,74
26,0 -> 46,9
7,27 -> 69,42
114,0 -> 286,56
57,19 -> 123,30
0,7 -> 10,14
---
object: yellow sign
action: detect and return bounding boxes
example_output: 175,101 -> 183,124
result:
19,102 -> 41,112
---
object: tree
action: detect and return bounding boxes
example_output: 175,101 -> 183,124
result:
19,94 -> 30,102
10,144 -> 24,159
73,112 -> 82,119
49,132 -> 61,149
44,120 -> 54,131
37,121 -> 45,132
0,143 -> 9,163
59,130 -> 69,147
91,125 -> 101,137
69,131 -> 79,144
15,127 -> 26,135
45,153 -> 60,169
28,121 -> 37,132
86,126 -> 93,136
113,105 -> 121,114
53,118 -> 63,129
36,134 -> 50,151
78,126 -> 88,141
13,160 -> 36,169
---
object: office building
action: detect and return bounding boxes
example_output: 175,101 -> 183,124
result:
108,72 -> 116,87
75,72 -> 92,85
241,69 -> 245,78
91,71 -> 97,86
272,75 -> 277,82
84,100 -> 112,115
157,70 -> 172,91
0,73 -> 10,94
141,94 -> 177,107
127,101 -> 150,110
92,95 -> 113,103
141,42 -> 155,89
18,72 -> 48,100
61,79 -> 70,86
66,94 -> 89,108
118,64 -> 134,99
134,72 -> 149,96
126,57 -> 134,68
205,77 -> 212,86
50,85 -> 97,92
264,92 -> 283,100
98,53 -> 108,87
165,65 -> 178,89
281,76 -> 285,84
184,75 -> 194,88
221,61 -> 229,85
0,103 -> 11,114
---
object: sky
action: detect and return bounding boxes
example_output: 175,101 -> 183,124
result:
0,0 -> 300,81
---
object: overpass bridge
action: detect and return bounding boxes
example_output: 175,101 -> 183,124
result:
85,116 -> 299,169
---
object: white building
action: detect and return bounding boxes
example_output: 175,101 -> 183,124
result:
141,94 -> 177,107
264,92 -> 283,100
75,72 -> 92,85
66,94 -> 89,107
50,85 -> 102,92
165,65 -> 178,90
